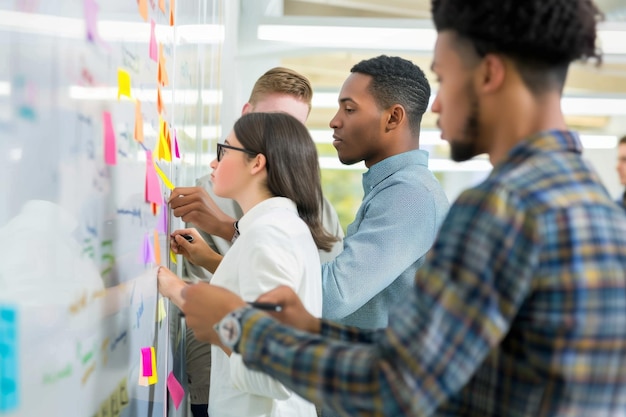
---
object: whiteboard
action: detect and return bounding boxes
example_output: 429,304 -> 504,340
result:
0,0 -> 225,416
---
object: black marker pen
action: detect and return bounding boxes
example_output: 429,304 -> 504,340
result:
247,302 -> 282,312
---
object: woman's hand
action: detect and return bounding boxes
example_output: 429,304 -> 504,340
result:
170,228 -> 223,273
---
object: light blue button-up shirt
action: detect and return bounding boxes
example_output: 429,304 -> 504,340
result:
321,149 -> 449,328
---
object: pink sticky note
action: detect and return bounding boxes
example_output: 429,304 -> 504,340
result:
149,20 -> 158,62
145,150 -> 162,204
173,128 -> 180,158
84,0 -> 99,42
167,372 -> 185,410
103,111 -> 116,165
141,347 -> 153,376
143,232 -> 155,264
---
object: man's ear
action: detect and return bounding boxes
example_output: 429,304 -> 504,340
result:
249,153 -> 267,175
385,104 -> 405,132
478,54 -> 506,94
241,102 -> 252,115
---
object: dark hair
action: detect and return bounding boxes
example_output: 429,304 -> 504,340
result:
351,55 -> 430,137
233,112 -> 338,252
248,67 -> 313,113
431,0 -> 603,93
620,136 -> 626,146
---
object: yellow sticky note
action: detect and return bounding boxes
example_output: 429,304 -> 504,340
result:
170,249 -> 177,264
148,347 -> 158,385
154,163 -> 174,190
157,298 -> 167,323
117,68 -> 132,100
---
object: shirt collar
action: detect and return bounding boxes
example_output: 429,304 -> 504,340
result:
500,130 -> 583,169
362,149 -> 429,194
237,197 -> 297,235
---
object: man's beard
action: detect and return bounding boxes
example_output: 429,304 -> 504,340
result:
449,87 -> 481,162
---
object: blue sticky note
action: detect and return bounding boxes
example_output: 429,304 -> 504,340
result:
0,306 -> 19,412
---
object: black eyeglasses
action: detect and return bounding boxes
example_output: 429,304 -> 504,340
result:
216,143 -> 258,162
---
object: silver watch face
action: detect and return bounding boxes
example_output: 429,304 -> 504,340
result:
218,315 -> 241,346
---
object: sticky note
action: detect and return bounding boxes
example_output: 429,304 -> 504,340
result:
148,347 -> 158,385
153,230 -> 162,265
157,86 -> 164,115
138,0 -> 148,21
138,357 -> 149,386
173,128 -> 180,158
134,100 -> 144,143
157,298 -> 167,323
154,163 -> 175,190
0,306 -> 19,412
149,20 -> 158,62
169,0 -> 175,26
159,0 -> 166,13
84,0 -> 100,43
140,347 -> 152,377
157,205 -> 167,234
103,111 -> 117,165
117,68 -> 132,100
158,44 -> 169,87
143,232 -> 155,264
169,249 -> 177,264
167,372 -> 184,410
145,150 -> 162,205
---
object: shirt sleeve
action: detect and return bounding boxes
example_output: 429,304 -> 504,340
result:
238,185 -> 540,416
322,179 -> 441,320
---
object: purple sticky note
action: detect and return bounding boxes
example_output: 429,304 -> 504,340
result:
141,347 -> 153,377
157,204 -> 167,234
173,128 -> 180,158
143,232 -> 155,264
149,20 -> 158,62
167,372 -> 185,410
84,0 -> 99,42
103,111 -> 117,165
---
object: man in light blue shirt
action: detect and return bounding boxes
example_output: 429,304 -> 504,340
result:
322,56 -> 449,329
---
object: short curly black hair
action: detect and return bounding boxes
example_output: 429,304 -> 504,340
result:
351,55 -> 430,137
432,0 -> 603,92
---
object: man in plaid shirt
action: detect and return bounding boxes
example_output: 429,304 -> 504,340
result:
162,0 -> 626,415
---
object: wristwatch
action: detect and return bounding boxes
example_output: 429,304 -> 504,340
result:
213,306 -> 251,350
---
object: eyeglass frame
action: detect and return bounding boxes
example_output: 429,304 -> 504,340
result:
216,142 -> 258,162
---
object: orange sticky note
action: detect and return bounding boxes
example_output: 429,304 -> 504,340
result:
145,151 -> 162,205
134,100 -> 144,143
138,357 -> 149,386
159,0 -> 165,13
138,0 -> 148,21
103,111 -> 116,165
157,86 -> 164,115
158,44 -> 169,87
117,68 -> 132,100
169,0 -> 175,26
153,229 -> 161,265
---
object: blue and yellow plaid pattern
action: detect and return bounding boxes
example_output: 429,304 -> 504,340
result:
239,130 -> 626,416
